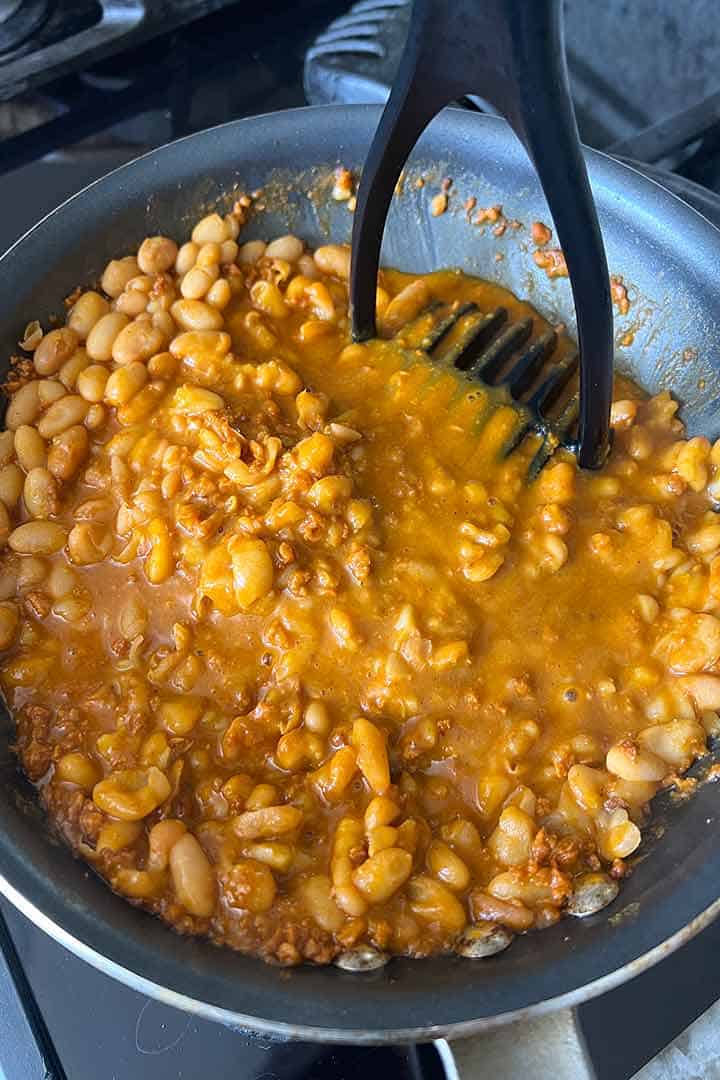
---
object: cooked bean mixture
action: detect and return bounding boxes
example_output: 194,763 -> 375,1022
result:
1,208 -> 719,969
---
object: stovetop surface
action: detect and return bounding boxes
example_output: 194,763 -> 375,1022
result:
4,893 -> 720,1080
2,3 -> 720,1079
1,899 -> 449,1080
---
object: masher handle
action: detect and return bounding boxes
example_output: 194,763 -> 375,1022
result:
350,0 -> 613,468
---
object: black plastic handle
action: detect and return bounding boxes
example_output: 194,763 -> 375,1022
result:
350,0 -> 613,469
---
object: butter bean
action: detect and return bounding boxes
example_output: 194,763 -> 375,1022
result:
77,364 -> 109,403
606,740 -> 667,782
266,235 -> 303,262
170,298 -> 224,331
34,329 -> 80,378
47,425 -> 88,481
137,235 -> 178,275
9,521 -> 66,555
101,256 -> 139,298
23,467 -> 59,519
0,464 -> 24,508
407,875 -> 466,932
112,321 -> 165,365
180,267 -> 214,300
14,425 -> 46,471
34,327 -> 80,376
191,214 -> 230,245
238,240 -> 266,265
353,847 -> 412,903
58,348 -> 90,390
37,395 -> 88,439
427,839 -> 471,892
86,312 -> 130,362
6,381 -> 40,429
37,380 -> 66,407
313,244 -> 351,279
175,242 -> 198,275
205,278 -> 232,310
68,291 -> 110,339
105,362 -> 148,406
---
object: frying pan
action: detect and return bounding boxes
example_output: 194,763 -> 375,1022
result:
1,105 -> 720,1044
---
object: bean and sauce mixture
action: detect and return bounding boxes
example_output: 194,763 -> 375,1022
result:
1,205 -> 719,968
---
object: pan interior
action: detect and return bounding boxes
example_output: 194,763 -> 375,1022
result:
1,105 -> 720,1040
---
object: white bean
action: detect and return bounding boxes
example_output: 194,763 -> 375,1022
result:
68,291 -> 111,339
169,833 -> 217,917
9,521 -> 67,555
6,381 -> 40,429
265,235 -> 303,262
191,214 -> 230,245
238,240 -> 266,265
0,464 -> 24,508
606,741 -> 667,782
23,467 -> 59,519
86,312 -> 130,362
37,396 -> 88,439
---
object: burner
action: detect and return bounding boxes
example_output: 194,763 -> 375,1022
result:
0,0 -> 49,55
0,1 -> 242,103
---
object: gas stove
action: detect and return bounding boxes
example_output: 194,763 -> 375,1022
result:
2,2 -> 720,1079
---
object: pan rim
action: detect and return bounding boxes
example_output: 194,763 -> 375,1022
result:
1,104 -> 719,275
2,870 -> 719,1043
1,103 -> 720,1042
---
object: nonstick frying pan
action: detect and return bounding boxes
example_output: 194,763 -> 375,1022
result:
1,105 -> 720,1044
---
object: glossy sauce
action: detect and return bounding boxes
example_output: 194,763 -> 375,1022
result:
1,225 -> 717,966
